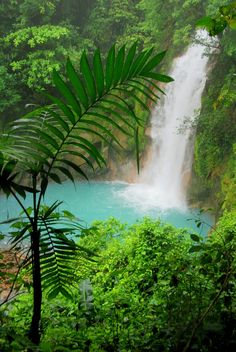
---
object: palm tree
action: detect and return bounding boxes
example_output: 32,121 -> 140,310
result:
0,43 -> 173,345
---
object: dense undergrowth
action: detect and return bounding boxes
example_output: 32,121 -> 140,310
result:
1,214 -> 236,351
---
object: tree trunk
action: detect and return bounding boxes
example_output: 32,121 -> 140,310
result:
28,230 -> 42,346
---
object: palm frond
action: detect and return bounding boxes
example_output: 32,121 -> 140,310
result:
0,43 -> 173,301
38,204 -> 94,299
6,43 -> 172,189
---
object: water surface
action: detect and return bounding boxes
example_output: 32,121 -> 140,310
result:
0,181 -> 213,244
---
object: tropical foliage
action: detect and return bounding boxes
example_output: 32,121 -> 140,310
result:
191,2 -> 236,212
0,43 -> 172,345
1,1 -> 235,213
1,214 -> 236,351
0,1 -> 236,351
196,1 -> 236,35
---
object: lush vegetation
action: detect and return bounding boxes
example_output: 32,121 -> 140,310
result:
1,215 -> 236,351
0,0 -> 230,123
0,0 -> 236,351
189,2 -> 236,212
0,40 -> 171,345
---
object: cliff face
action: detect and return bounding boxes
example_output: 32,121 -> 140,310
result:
189,41 -> 236,214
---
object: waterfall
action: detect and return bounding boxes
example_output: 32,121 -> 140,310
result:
119,32 -> 214,211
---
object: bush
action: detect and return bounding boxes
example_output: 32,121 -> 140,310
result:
1,215 -> 236,351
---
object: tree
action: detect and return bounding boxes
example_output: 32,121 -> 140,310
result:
0,24 -> 80,124
0,43 -> 173,346
3,25 -> 74,90
196,1 -> 236,35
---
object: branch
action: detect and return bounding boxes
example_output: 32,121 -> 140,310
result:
182,269 -> 232,352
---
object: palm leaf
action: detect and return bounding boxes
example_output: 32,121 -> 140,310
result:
0,43 -> 173,301
66,59 -> 89,109
80,51 -> 96,101
121,42 -> 137,81
5,42 -> 172,190
93,49 -> 104,97
38,205 -> 95,298
105,45 -> 115,90
52,70 -> 82,117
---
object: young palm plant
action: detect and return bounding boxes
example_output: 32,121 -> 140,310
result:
0,43 -> 173,345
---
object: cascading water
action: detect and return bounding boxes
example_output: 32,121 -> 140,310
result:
0,32 -> 216,244
119,32 -> 214,211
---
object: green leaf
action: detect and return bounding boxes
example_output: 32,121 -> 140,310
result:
123,82 -> 156,103
140,50 -> 166,74
11,183 -> 26,199
128,50 -> 149,78
131,48 -> 154,76
113,45 -> 125,85
62,141 -> 102,167
79,118 -> 122,147
107,94 -> 140,124
141,77 -> 166,95
93,49 -> 104,97
80,51 -> 96,101
219,5 -> 230,16
121,42 -> 137,81
76,126 -> 111,146
41,177 -> 48,196
58,149 -> 95,170
129,79 -> 160,100
45,123 -> 65,141
141,72 -> 174,83
46,108 -> 70,133
11,222 -> 32,239
53,69 -> 82,117
46,94 -> 76,124
60,286 -> 73,300
71,134 -> 106,162
48,287 -> 60,300
49,173 -> 62,184
32,142 -> 54,158
200,254 -> 212,265
228,18 -> 236,29
66,59 -> 89,109
196,16 -> 214,29
225,231 -> 234,242
86,111 -> 131,137
96,104 -> 133,129
114,87 -> 150,112
63,210 -> 76,219
189,245 -> 202,253
2,160 -> 17,178
42,202 -> 62,219
39,131 -> 60,150
212,19 -> 227,35
190,234 -> 200,242
59,159 -> 89,180
54,166 -> 75,183
0,217 -> 21,225
106,45 -> 115,90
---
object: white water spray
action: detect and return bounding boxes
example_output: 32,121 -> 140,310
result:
119,32 -> 215,211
